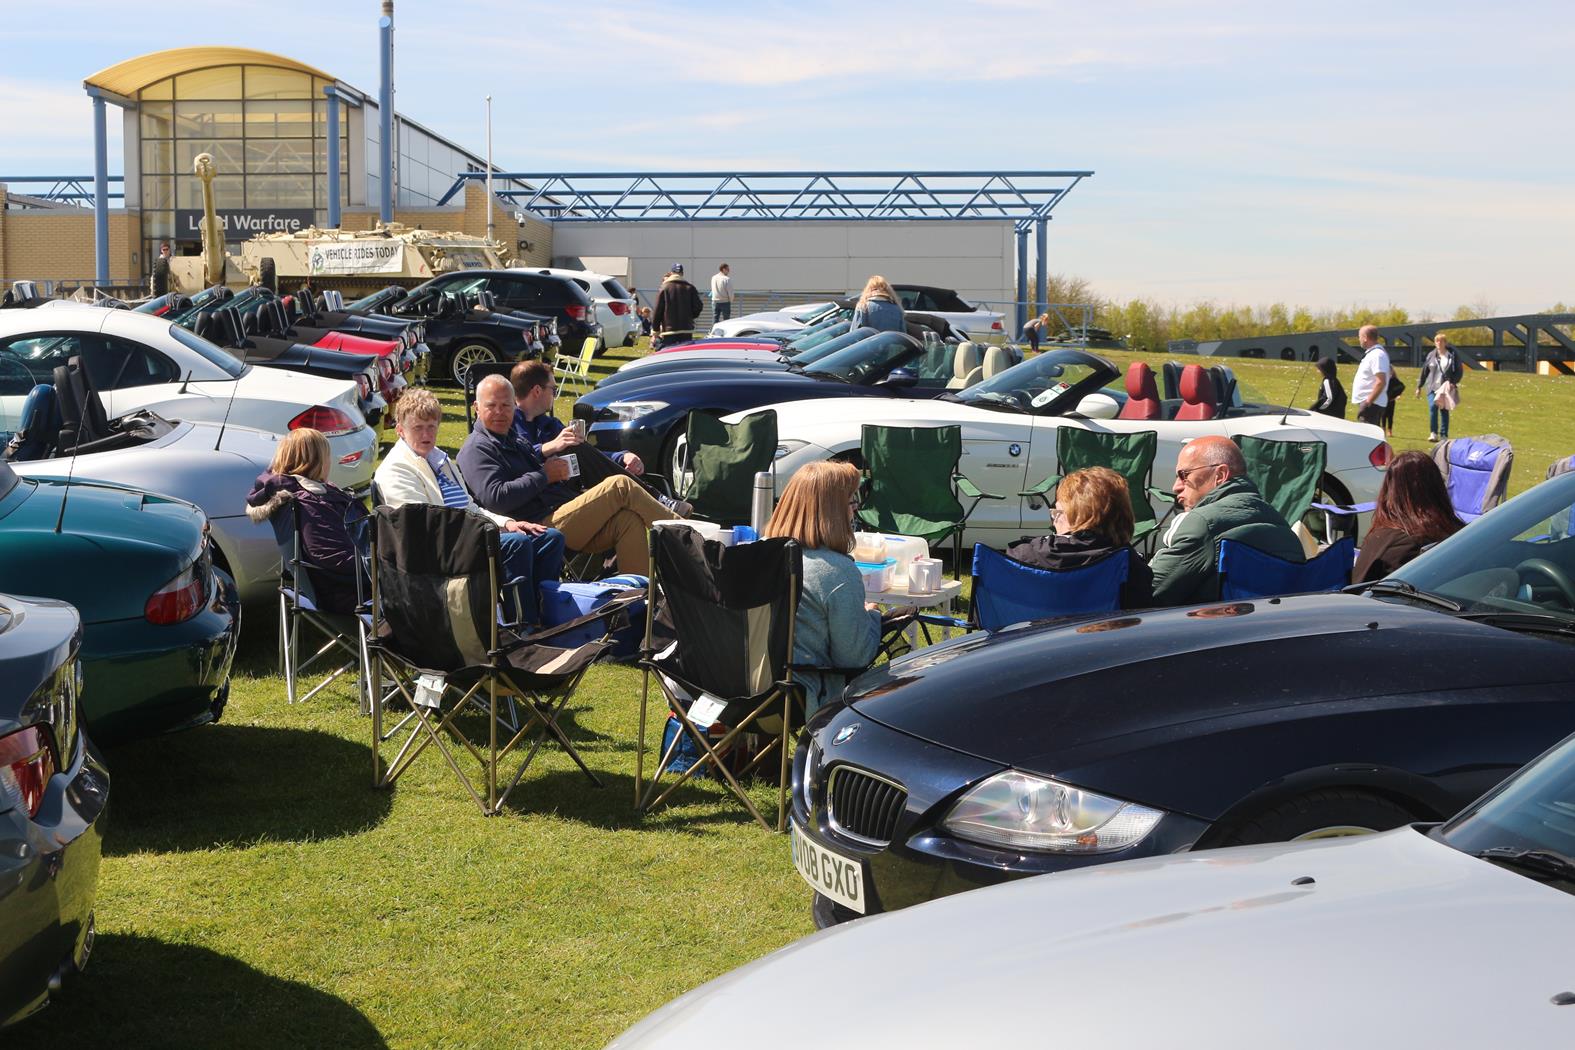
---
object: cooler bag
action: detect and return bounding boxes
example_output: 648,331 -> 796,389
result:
537,573 -> 648,657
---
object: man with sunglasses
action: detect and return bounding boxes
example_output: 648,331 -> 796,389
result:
1148,435 -> 1302,606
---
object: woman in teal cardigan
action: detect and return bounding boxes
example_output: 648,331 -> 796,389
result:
766,460 -> 882,714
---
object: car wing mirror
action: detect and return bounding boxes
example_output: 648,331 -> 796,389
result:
1073,393 -> 1121,419
879,368 -> 920,389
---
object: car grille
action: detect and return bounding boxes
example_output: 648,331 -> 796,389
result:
827,766 -> 907,847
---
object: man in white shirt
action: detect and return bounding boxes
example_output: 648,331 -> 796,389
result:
710,263 -> 734,325
1351,324 -> 1391,428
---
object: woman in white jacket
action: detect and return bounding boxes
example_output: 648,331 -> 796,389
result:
374,389 -> 564,623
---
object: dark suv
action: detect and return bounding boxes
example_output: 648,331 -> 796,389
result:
423,270 -> 600,349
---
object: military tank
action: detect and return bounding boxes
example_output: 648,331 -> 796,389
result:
236,224 -> 513,298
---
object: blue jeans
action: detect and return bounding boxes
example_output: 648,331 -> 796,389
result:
1428,392 -> 1450,438
498,527 -> 566,624
714,301 -> 732,324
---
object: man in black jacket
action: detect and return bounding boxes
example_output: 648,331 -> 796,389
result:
651,264 -> 704,348
458,372 -> 675,573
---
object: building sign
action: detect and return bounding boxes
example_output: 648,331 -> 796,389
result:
175,208 -> 315,240
306,241 -> 407,276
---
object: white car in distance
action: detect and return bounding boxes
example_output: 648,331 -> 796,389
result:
710,302 -> 837,339
8,303 -> 376,490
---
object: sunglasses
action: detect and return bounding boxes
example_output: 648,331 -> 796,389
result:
1175,465 -> 1217,483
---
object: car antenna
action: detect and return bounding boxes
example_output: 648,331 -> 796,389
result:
1281,355 -> 1315,427
212,352 -> 243,455
178,368 -> 192,394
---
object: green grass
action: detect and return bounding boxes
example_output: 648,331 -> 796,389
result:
19,335 -> 1572,1047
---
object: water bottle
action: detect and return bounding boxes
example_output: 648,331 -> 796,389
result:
750,472 -> 774,534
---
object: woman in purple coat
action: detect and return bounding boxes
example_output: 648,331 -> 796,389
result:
246,428 -> 369,614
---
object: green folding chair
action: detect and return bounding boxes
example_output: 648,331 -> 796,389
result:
1235,434 -> 1328,529
855,424 -> 1002,578
675,409 -> 778,526
1019,428 -> 1175,544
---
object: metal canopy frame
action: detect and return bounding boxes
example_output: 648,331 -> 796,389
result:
436,170 -> 1090,228
0,176 -> 124,205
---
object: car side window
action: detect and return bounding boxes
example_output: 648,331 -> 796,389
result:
82,336 -> 180,390
489,278 -> 546,310
896,288 -> 921,309
915,291 -> 942,311
0,334 -> 85,383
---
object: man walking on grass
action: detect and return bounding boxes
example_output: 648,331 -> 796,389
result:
1352,324 -> 1392,429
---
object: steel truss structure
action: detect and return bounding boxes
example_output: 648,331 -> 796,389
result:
0,175 -> 124,205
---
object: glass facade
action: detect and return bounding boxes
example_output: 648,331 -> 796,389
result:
137,64 -> 348,267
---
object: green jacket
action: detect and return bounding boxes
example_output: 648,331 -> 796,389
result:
1149,475 -> 1303,606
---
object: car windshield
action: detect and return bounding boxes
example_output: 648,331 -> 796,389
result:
347,287 -> 403,311
952,348 -> 1116,415
168,323 -> 245,378
787,328 -> 878,366
785,303 -> 835,323
803,333 -> 920,384
1385,472 -> 1575,626
1438,729 -> 1575,895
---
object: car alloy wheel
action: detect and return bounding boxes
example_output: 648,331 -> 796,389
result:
450,343 -> 499,385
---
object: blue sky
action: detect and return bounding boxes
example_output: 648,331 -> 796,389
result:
2,0 -> 1570,314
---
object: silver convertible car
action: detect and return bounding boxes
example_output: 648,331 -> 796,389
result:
610,723 -> 1575,1048
0,360 -> 280,602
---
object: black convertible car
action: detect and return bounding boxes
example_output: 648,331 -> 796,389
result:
575,330 -> 998,470
0,593 -> 107,1028
346,281 -> 548,384
791,469 -> 1575,926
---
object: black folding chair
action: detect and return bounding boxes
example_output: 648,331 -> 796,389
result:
270,497 -> 372,708
636,526 -> 804,831
367,503 -> 644,816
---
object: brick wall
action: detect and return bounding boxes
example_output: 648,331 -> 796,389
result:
0,193 -> 141,291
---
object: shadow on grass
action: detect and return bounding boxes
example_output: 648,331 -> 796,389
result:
22,934 -> 387,1049
501,765 -> 782,835
99,724 -> 392,856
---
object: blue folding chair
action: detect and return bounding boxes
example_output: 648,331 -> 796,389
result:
1433,434 -> 1514,523
1217,537 -> 1356,600
969,543 -> 1130,631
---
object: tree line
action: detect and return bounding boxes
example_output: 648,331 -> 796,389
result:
1024,276 -> 1572,352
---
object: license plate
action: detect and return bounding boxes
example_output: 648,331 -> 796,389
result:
790,820 -> 866,914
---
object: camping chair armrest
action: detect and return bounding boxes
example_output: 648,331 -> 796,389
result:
493,589 -> 646,656
1310,500 -> 1376,518
1019,473 -> 1063,498
916,612 -> 973,631
637,472 -> 673,498
1147,487 -> 1177,506
955,475 -> 1004,501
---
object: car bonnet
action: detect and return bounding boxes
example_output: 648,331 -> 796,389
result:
847,592 -> 1575,769
608,829 -> 1575,1048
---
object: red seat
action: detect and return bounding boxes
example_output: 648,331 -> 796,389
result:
1174,364 -> 1217,421
1118,362 -> 1161,420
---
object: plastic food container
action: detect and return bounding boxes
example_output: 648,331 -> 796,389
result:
856,558 -> 896,593
852,532 -> 887,563
652,519 -> 732,546
875,535 -> 930,587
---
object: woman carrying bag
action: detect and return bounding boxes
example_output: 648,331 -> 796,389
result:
1417,334 -> 1465,441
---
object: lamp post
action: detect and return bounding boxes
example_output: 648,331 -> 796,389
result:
485,95 -> 494,243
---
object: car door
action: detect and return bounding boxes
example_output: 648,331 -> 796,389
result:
954,412 -> 1031,538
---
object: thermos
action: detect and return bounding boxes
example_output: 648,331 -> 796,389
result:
750,472 -> 774,533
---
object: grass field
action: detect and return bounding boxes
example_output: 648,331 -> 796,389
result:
19,335 -> 1572,1048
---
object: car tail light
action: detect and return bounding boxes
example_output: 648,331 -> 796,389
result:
991,320 -> 1004,331
290,406 -> 358,437
145,562 -> 206,625
1370,441 -> 1393,469
378,358 -> 395,381
564,304 -> 587,322
356,374 -> 372,399
0,726 -> 56,819
608,301 -> 630,316
339,449 -> 365,465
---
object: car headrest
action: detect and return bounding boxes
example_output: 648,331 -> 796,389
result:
959,365 -> 984,388
192,313 -> 214,340
242,307 -> 260,336
981,346 -> 1011,378
953,341 -> 982,380
1180,364 -> 1215,403
272,299 -> 290,333
1126,361 -> 1154,399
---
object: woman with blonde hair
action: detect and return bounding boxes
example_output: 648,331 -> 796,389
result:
1005,466 -> 1153,608
246,427 -> 369,613
850,275 -> 905,334
765,460 -> 882,713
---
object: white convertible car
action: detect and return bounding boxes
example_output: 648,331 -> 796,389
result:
6,303 -> 376,490
740,349 -> 1388,549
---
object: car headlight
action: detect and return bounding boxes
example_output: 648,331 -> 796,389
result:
940,771 -> 1163,853
605,400 -> 667,422
775,439 -> 809,460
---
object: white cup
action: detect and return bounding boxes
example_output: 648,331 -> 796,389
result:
909,558 -> 941,594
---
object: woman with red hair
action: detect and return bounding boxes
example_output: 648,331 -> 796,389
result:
1352,450 -> 1465,583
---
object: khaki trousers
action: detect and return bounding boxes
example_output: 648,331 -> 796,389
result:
543,474 -> 669,574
